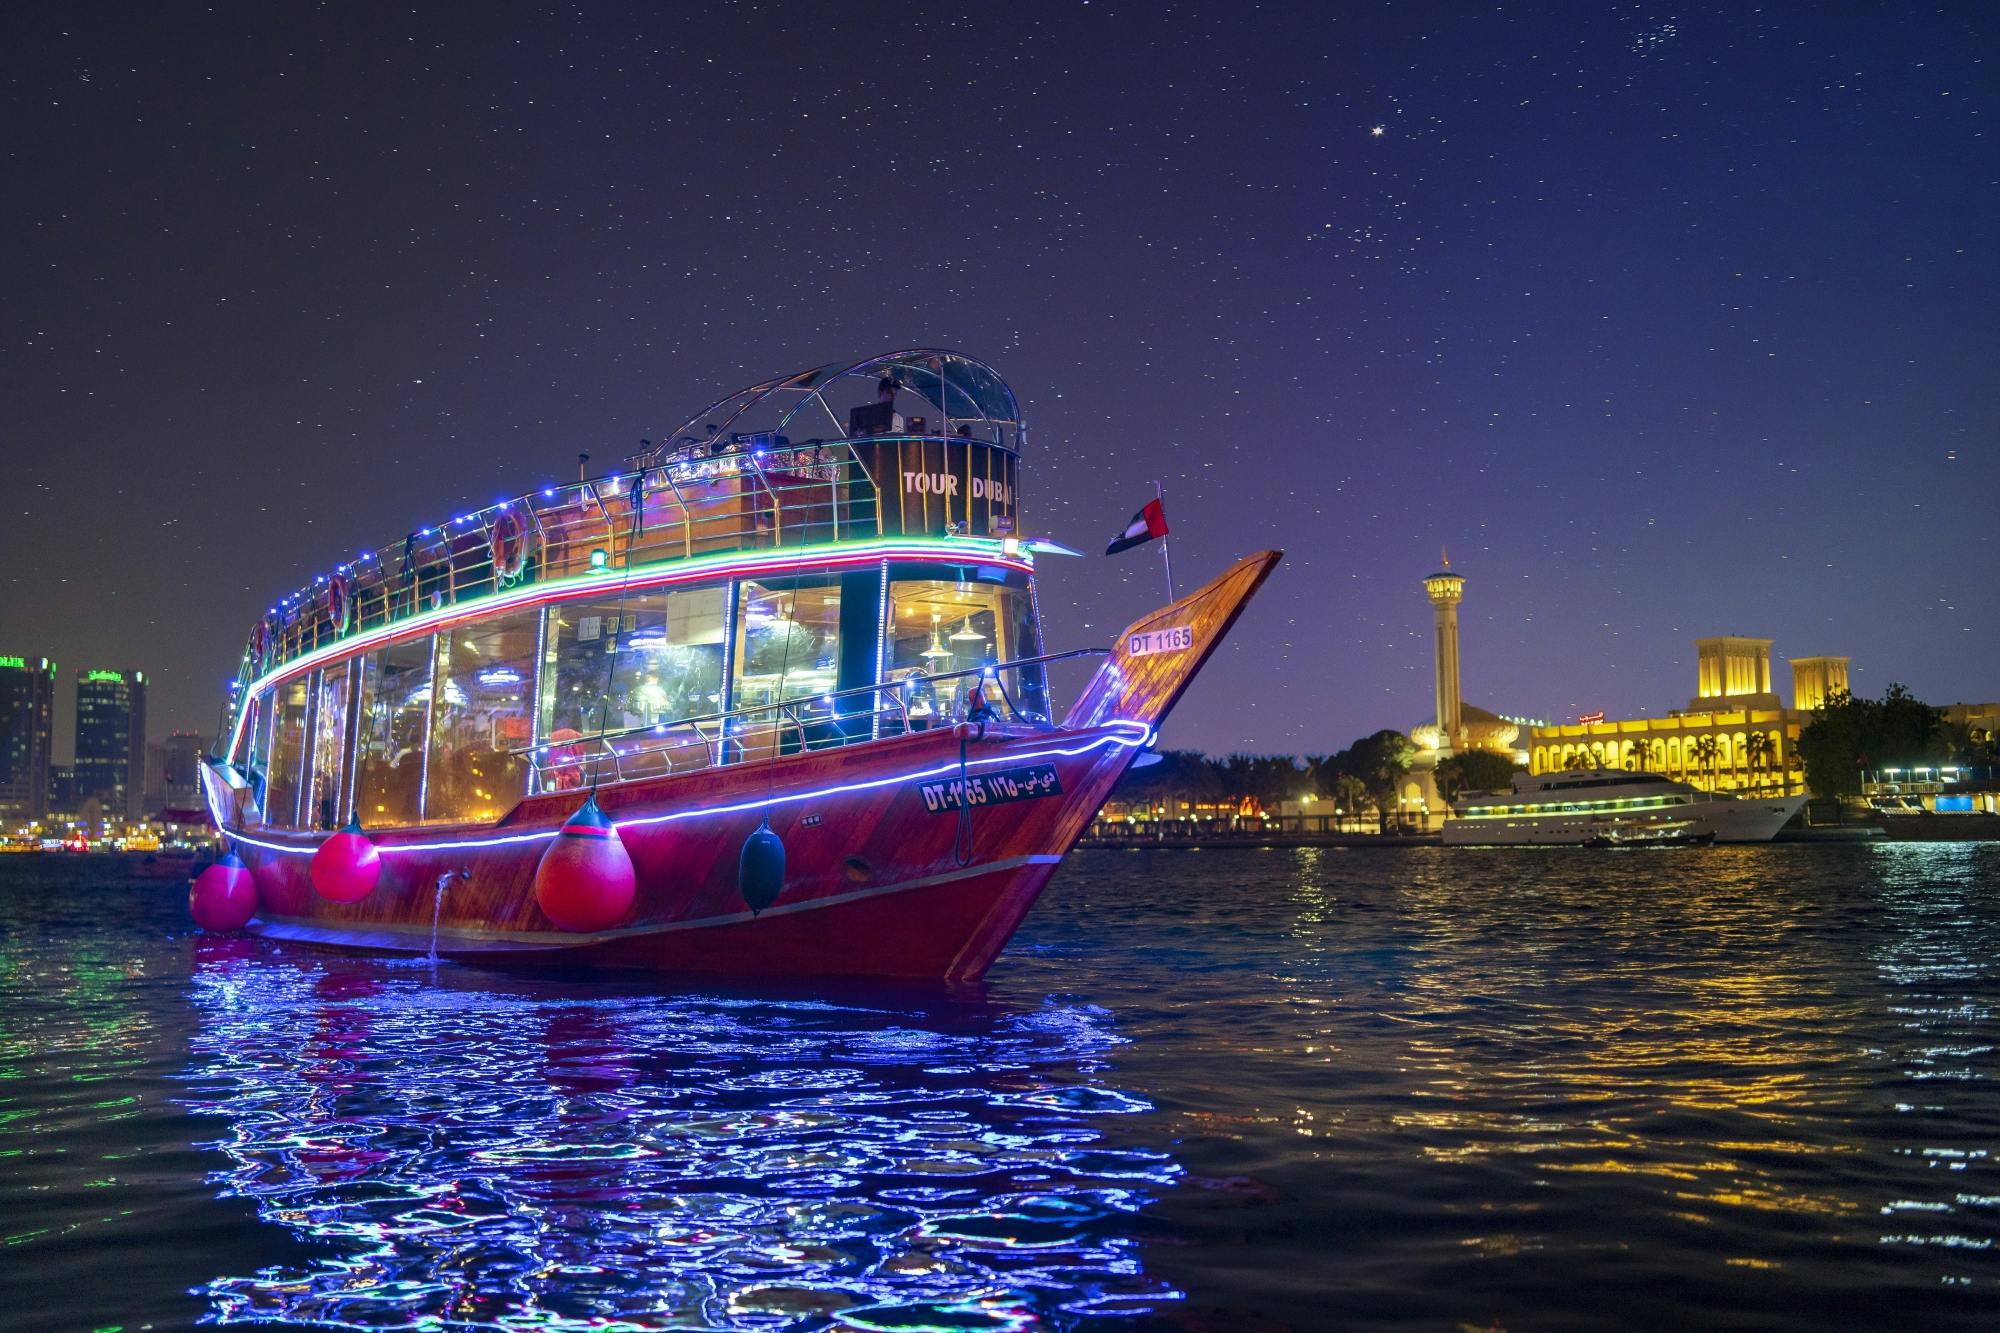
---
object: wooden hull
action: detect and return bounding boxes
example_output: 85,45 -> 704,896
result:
222,551 -> 1280,982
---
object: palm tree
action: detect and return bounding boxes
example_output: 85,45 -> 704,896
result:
1691,734 -> 1720,790
1745,732 -> 1773,791
1331,774 -> 1368,831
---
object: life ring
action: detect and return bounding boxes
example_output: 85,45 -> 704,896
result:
327,572 -> 352,634
250,619 -> 272,671
490,507 -> 533,585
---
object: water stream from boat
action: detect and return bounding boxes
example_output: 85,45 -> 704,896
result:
426,869 -> 455,963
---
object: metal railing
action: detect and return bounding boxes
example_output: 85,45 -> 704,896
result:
241,433 -> 1021,688
517,648 -> 1105,793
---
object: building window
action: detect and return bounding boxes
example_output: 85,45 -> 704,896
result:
353,636 -> 434,828
425,612 -> 540,824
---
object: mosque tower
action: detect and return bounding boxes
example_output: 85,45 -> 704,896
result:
1423,550 -> 1465,755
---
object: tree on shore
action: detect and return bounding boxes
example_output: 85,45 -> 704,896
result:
1744,731 -> 1773,789
1107,749 -> 1224,817
1317,730 -> 1415,831
1327,773 -> 1370,829
1435,750 -> 1522,803
1795,684 -> 1945,799
1691,734 -> 1720,787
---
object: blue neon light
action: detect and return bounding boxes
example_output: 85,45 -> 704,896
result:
223,721 -> 1152,857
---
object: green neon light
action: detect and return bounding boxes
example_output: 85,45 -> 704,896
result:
228,536 -> 1028,753
83,669 -> 125,684
1462,794 -> 1685,819
0,655 -> 23,670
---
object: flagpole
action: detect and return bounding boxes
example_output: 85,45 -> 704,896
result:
1155,479 -> 1176,602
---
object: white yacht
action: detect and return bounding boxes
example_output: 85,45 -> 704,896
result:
1442,768 -> 1805,846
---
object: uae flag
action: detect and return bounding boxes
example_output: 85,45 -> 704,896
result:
1105,497 -> 1169,555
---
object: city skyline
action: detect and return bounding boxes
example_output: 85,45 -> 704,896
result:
2,4 -> 1994,757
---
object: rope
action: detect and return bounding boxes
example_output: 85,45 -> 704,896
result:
954,719 -> 985,867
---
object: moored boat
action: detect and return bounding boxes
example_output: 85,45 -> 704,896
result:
1443,767 -> 1803,846
199,351 -> 1279,981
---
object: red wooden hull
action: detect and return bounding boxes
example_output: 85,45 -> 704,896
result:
221,551 -> 1280,982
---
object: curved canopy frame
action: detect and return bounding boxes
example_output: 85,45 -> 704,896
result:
641,349 -> 1024,465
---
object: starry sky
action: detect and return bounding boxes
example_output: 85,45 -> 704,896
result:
3,2 -> 1995,760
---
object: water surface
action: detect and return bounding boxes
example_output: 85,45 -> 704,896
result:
2,844 -> 1997,1329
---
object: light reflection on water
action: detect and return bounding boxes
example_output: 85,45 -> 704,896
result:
179,949 -> 1179,1329
6,846 -> 2000,1329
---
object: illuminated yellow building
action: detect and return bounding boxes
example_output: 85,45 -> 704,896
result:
1528,638 -> 1845,793
1790,656 -> 1850,712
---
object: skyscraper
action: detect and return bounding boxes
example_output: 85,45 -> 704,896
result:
0,654 -> 57,821
153,730 -> 208,811
75,668 -> 147,821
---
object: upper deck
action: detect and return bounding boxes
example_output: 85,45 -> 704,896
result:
232,350 -> 1030,697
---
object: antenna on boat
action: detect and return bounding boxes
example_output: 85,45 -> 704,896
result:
1156,480 -> 1177,602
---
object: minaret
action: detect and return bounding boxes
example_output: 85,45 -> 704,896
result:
1423,549 -> 1465,755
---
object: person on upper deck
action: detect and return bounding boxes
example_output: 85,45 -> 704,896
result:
846,377 -> 905,437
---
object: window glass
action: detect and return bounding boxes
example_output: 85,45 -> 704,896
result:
261,676 -> 311,828
539,587 -> 728,786
726,577 -> 843,759
887,568 -> 1046,724
231,694 -> 261,769
354,636 -> 434,828
425,611 -> 540,823
306,663 -> 353,831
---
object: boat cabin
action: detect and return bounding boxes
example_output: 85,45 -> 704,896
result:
215,351 -> 1058,833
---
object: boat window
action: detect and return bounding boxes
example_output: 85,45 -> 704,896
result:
353,636 -> 434,828
886,568 -> 1046,722
261,676 -> 311,828
538,586 -> 729,783
231,693 -> 262,771
425,611 -> 540,824
731,577 -> 843,749
306,663 -> 353,831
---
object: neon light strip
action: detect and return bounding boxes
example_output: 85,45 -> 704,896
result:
224,720 -> 1152,856
872,559 -> 889,742
228,538 -> 1030,756
527,605 -> 548,797
1459,793 -> 1689,819
343,656 -> 365,823
417,635 -> 438,822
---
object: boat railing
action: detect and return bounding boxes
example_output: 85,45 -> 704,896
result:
244,432 -> 1019,684
516,648 -> 1106,793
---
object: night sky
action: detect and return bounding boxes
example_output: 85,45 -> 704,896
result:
4,3 -> 1994,760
